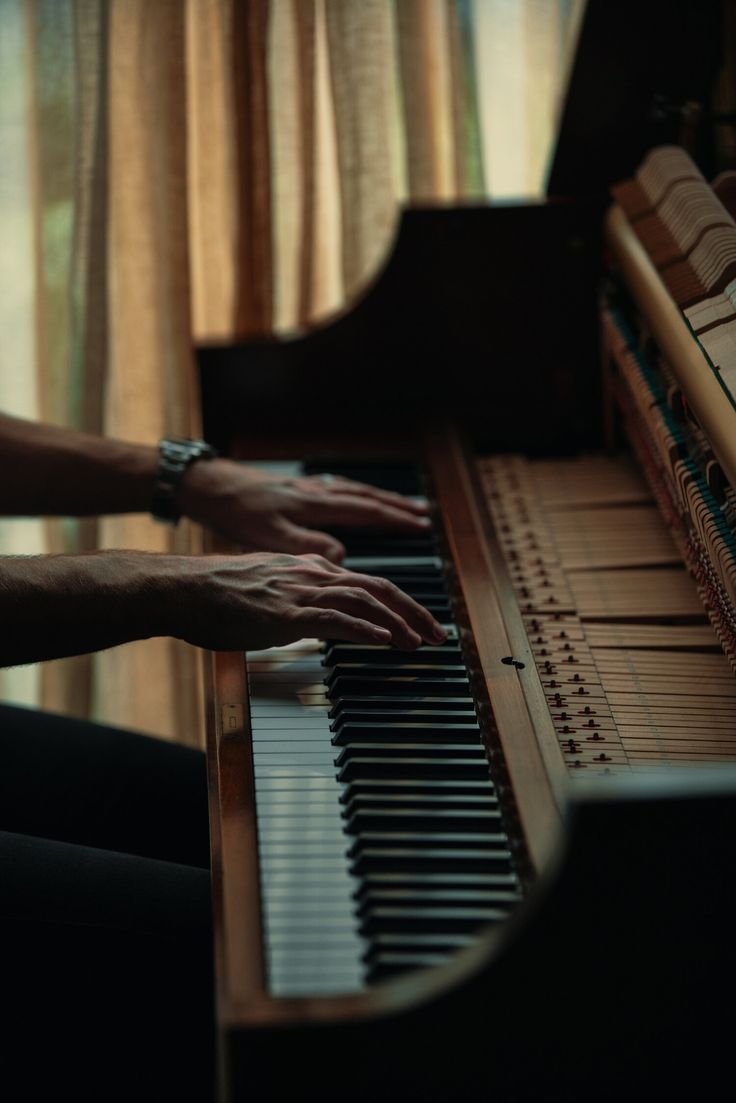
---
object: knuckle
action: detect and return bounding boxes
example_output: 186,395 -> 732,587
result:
372,576 -> 395,597
302,552 -> 330,567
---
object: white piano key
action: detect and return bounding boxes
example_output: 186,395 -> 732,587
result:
253,776 -> 338,791
257,835 -> 348,850
264,911 -> 359,928
248,586 -> 459,997
251,718 -> 334,730
253,754 -> 337,768
252,740 -> 336,754
250,670 -> 325,679
258,825 -> 345,838
262,902 -> 357,919
270,979 -> 363,996
254,765 -> 337,778
256,808 -> 344,822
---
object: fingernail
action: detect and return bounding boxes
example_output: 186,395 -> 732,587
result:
373,627 -> 392,641
417,517 -> 432,528
432,624 -> 447,642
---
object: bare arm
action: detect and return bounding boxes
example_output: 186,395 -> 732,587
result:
0,551 -> 446,668
0,411 -> 157,516
0,412 -> 429,561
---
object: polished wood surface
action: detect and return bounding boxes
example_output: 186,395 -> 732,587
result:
424,428 -> 565,873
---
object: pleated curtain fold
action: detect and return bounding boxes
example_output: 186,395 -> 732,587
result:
0,0 -> 584,743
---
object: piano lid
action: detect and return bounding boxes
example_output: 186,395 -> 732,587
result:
547,0 -> 723,199
199,201 -> 603,458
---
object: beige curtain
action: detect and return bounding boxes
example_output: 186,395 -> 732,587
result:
0,0 -> 584,743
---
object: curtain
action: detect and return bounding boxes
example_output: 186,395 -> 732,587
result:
0,0 -> 584,743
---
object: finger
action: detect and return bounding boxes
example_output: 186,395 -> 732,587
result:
276,519 -> 346,563
310,586 -> 422,650
300,553 -> 344,572
295,494 -> 433,532
328,571 -> 446,643
297,608 -> 393,645
307,476 -> 430,515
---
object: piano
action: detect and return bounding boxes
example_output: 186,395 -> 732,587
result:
197,140 -> 736,1102
195,148 -> 736,1103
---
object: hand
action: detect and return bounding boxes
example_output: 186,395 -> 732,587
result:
163,552 -> 448,652
178,459 -> 431,561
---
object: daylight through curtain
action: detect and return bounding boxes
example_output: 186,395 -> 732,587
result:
0,0 -> 584,742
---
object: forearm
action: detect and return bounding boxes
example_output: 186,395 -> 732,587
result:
0,552 -> 169,666
0,412 -> 158,516
0,548 -> 445,667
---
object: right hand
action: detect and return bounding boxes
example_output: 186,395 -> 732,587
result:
163,552 -> 447,652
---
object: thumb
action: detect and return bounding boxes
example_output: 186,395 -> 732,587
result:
279,519 -> 346,563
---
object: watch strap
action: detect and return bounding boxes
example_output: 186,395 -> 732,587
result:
152,437 -> 218,524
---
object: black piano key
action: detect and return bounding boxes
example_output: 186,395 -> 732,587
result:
333,577 -> 449,600
338,757 -> 492,782
334,744 -> 487,767
343,808 -> 503,834
392,601 -> 453,618
331,709 -> 478,731
350,847 -> 512,875
328,696 -> 476,719
359,906 -> 508,935
330,675 -> 471,698
340,778 -> 497,802
322,530 -> 439,558
323,643 -> 463,666
341,792 -> 500,817
331,722 -> 483,747
347,831 -> 508,855
365,953 -> 452,980
354,871 -> 520,896
362,932 -> 480,958
326,663 -> 464,691
302,459 -> 423,496
355,887 -> 521,913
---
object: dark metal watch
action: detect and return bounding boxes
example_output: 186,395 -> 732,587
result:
151,437 -> 218,524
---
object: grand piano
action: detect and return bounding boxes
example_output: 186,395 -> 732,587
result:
197,4 -> 736,1099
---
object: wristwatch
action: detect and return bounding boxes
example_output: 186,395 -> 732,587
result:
151,437 -> 218,524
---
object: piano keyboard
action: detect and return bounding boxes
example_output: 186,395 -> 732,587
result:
247,461 -> 523,996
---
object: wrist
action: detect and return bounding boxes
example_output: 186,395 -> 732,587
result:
151,438 -> 219,525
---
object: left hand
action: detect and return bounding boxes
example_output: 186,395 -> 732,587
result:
178,459 -> 431,561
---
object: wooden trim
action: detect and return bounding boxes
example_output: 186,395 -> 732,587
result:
605,203 -> 736,492
424,427 -> 566,874
206,649 -> 267,1023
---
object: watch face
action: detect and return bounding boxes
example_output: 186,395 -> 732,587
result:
160,438 -> 216,464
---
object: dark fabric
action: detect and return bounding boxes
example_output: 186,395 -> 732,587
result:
0,704 -> 214,1101
0,703 -> 210,866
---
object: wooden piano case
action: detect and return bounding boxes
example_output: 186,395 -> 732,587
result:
199,194 -> 736,1101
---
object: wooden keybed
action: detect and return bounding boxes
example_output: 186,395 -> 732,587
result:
202,151 -> 736,1101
